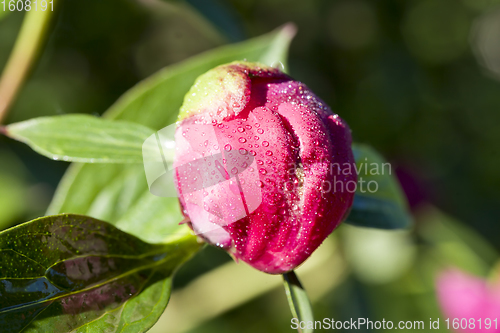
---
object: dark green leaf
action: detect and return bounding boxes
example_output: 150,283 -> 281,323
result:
47,25 -> 297,243
345,144 -> 412,229
0,214 -> 200,333
4,115 -> 155,163
283,271 -> 314,333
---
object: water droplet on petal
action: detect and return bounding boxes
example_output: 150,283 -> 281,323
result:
262,141 -> 269,147
224,144 -> 232,151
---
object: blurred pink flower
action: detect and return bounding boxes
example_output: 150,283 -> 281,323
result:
437,269 -> 500,333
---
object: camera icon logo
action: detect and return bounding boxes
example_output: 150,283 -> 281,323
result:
142,122 -> 262,235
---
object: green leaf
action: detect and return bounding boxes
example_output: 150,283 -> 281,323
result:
259,24 -> 296,73
0,172 -> 26,230
283,271 -> 314,333
0,214 -> 200,333
3,115 -> 155,163
0,150 -> 29,230
47,25 -> 296,243
104,23 -> 296,129
345,144 -> 412,229
48,163 -> 186,244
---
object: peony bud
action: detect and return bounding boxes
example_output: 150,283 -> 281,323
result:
437,269 -> 500,333
173,61 -> 356,274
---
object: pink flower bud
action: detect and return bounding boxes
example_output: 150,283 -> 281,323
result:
174,61 -> 356,274
437,269 -> 500,333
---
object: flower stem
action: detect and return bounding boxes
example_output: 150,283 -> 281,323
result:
0,2 -> 58,124
283,270 -> 314,333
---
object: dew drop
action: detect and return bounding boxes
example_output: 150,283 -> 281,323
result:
238,137 -> 247,143
257,128 -> 264,134
262,141 -> 269,147
237,127 -> 245,133
224,144 -> 232,151
266,150 -> 273,156
259,169 -> 267,175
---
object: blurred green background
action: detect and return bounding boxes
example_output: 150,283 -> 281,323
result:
0,0 -> 499,332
